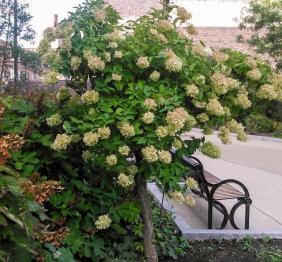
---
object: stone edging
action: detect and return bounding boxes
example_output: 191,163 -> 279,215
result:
186,128 -> 282,143
147,183 -> 282,241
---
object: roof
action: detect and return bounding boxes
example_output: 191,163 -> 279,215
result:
105,0 -> 255,55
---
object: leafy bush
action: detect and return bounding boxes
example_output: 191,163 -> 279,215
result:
1,0 -> 282,261
238,0 -> 282,69
245,114 -> 275,134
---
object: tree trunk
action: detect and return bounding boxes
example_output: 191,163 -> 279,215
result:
136,172 -> 158,262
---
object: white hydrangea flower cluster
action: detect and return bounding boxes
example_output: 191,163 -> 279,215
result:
177,7 -> 192,22
172,139 -> 182,149
142,145 -> 158,163
166,107 -> 189,134
158,150 -> 172,164
256,84 -> 278,100
95,214 -> 111,230
109,42 -> 118,48
169,191 -> 185,203
192,99 -> 206,109
156,126 -> 168,138
237,130 -> 248,142
218,127 -> 232,144
97,127 -> 111,139
112,73 -> 122,81
136,56 -> 150,69
149,71 -> 160,81
206,98 -> 225,116
87,55 -> 105,71
196,113 -> 209,123
104,52 -> 111,62
226,119 -> 244,133
185,84 -> 199,98
185,177 -> 198,189
192,43 -> 205,56
165,55 -> 183,72
210,73 -> 239,95
118,122 -> 135,138
234,93 -> 252,109
142,112 -> 155,124
46,113 -> 62,127
149,28 -> 168,43
42,71 -> 59,85
270,73 -> 282,102
56,86 -> 71,101
114,51 -> 122,59
51,134 -> 72,151
81,90 -> 100,104
155,19 -> 174,32
116,173 -> 134,188
83,132 -> 99,146
104,30 -> 123,42
71,56 -> 82,71
82,150 -> 92,161
247,68 -> 262,81
144,98 -> 157,111
94,9 -> 106,23
106,154 -> 117,166
185,195 -> 196,206
128,165 -> 138,175
245,56 -> 257,68
213,51 -> 229,64
118,145 -> 130,156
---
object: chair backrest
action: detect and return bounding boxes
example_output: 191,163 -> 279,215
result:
170,148 -> 210,196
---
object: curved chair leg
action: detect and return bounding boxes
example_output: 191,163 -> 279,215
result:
213,201 -> 229,229
230,201 -> 247,229
208,201 -> 213,229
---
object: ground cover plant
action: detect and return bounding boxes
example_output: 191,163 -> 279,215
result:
1,0 -> 282,261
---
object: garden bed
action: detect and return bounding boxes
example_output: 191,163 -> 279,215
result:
161,238 -> 282,262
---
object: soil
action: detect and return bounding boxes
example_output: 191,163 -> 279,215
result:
160,239 -> 282,262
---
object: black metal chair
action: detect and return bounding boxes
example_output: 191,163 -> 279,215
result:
171,149 -> 252,229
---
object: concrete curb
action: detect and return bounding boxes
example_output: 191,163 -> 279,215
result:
187,128 -> 282,143
148,183 -> 282,241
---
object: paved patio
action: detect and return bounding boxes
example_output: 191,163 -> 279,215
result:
153,130 -> 282,231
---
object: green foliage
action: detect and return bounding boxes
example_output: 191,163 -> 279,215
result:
200,141 -> 221,159
238,0 -> 282,69
245,114 -> 275,133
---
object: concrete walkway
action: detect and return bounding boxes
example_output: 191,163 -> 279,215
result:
165,130 -> 282,230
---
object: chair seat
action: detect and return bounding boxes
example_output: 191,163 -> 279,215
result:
204,171 -> 245,200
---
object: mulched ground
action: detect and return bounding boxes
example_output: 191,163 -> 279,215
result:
160,239 -> 282,262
